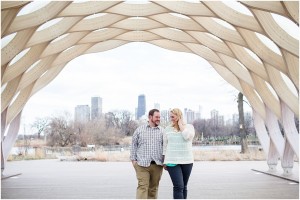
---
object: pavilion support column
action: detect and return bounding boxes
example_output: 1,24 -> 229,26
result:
2,111 -> 22,172
1,108 -> 8,176
265,107 -> 284,171
252,110 -> 270,157
1,145 -> 4,176
1,108 -> 8,141
280,102 -> 299,175
282,140 -> 295,175
267,142 -> 280,171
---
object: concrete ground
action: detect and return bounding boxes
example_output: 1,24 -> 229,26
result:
1,159 -> 299,199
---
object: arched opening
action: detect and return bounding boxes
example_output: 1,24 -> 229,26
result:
1,1 -> 298,180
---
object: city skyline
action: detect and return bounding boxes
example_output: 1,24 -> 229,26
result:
22,90 -> 251,123
70,94 -> 252,125
20,90 -> 253,135
73,95 -> 208,122
73,95 -> 205,122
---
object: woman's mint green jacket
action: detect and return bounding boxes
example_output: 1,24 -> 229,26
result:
163,124 -> 195,164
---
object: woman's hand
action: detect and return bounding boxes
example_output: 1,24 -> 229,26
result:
163,164 -> 168,170
178,118 -> 183,126
178,118 -> 186,131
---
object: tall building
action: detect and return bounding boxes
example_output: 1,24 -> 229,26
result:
195,112 -> 201,120
232,113 -> 239,125
161,109 -> 170,125
232,112 -> 253,127
137,94 -> 146,119
218,115 -> 224,126
91,96 -> 102,120
75,105 -> 90,123
135,108 -> 138,120
195,105 -> 202,120
210,109 -> 224,126
184,108 -> 195,124
211,109 -> 219,127
245,112 -> 254,127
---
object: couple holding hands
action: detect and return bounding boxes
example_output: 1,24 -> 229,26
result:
130,108 -> 195,199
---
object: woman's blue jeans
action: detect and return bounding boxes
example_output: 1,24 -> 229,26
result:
167,164 -> 193,199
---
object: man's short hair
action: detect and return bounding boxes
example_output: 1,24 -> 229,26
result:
148,109 -> 160,117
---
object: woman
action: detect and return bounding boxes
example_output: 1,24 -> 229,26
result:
163,108 -> 195,199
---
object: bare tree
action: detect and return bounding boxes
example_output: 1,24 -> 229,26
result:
82,117 -> 126,146
113,110 -> 137,136
105,112 -> 120,128
31,117 -> 49,139
105,110 -> 138,136
194,118 -> 230,139
45,110 -> 134,146
244,112 -> 255,136
45,113 -> 76,147
193,119 -> 207,138
127,120 -> 139,136
74,121 -> 88,146
86,118 -> 110,145
237,92 -> 249,153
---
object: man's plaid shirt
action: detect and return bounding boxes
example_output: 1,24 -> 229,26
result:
130,124 -> 164,167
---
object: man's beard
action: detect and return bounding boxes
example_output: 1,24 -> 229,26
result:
151,119 -> 160,127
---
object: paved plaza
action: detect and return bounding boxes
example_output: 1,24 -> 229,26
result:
1,159 -> 299,199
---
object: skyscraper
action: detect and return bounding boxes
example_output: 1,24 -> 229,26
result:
154,103 -> 160,110
184,108 -> 195,124
232,113 -> 239,125
211,109 -> 219,127
75,105 -> 90,123
161,109 -> 170,125
195,105 -> 202,120
137,94 -> 146,119
211,109 -> 224,126
91,96 -> 102,120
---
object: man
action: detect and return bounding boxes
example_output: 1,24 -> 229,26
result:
130,109 -> 164,199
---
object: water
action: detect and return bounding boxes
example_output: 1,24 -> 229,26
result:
11,147 -> 35,155
193,145 -> 261,151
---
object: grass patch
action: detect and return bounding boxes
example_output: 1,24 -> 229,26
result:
13,146 -> 297,162
64,149 -> 266,162
193,149 -> 266,161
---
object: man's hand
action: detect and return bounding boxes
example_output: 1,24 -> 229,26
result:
132,160 -> 137,166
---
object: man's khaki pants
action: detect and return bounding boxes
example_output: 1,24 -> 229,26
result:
134,163 -> 163,199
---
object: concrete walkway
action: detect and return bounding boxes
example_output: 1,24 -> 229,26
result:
1,159 -> 299,199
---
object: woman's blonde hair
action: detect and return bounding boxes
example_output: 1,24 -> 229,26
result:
170,108 -> 183,131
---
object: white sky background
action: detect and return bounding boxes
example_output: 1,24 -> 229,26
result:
21,42 -> 251,131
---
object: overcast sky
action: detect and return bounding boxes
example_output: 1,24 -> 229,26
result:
21,42 -> 252,131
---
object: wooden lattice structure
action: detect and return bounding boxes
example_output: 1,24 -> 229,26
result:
1,1 -> 299,173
